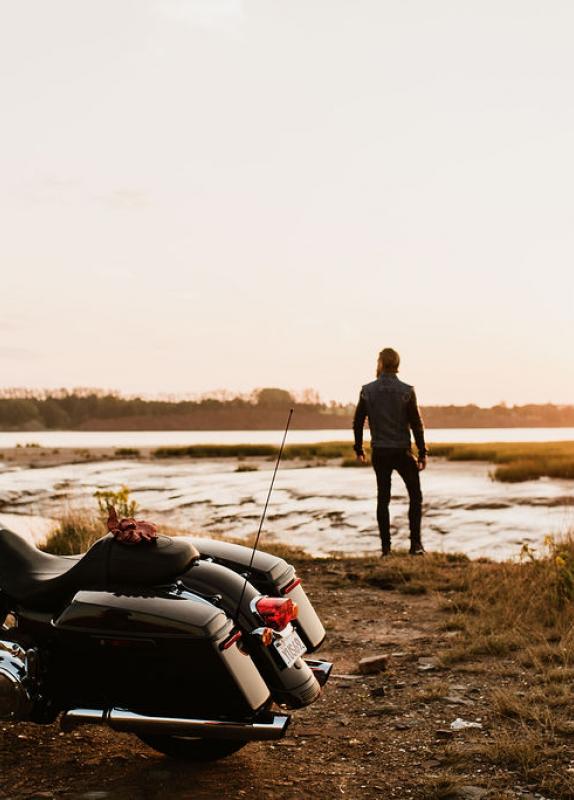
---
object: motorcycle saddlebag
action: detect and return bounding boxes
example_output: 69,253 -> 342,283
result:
51,589 -> 270,717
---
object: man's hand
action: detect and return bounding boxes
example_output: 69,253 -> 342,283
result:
356,452 -> 366,464
417,456 -> 427,471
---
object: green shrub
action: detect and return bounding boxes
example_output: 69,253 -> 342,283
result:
93,485 -> 138,520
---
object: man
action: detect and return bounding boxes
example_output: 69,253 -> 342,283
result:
353,347 -> 427,556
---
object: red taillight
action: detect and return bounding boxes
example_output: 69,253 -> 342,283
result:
255,596 -> 298,631
282,577 -> 302,594
220,630 -> 242,651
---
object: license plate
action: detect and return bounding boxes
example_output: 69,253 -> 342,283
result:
274,629 -> 307,668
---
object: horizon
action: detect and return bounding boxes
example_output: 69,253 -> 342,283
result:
1,1 -> 573,406
1,384 -> 573,411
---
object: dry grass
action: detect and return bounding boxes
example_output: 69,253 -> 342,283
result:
421,774 -> 465,800
40,509 -> 103,555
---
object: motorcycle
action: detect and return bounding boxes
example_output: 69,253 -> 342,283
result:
0,524 -> 331,762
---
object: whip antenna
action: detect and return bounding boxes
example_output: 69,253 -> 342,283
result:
234,407 -> 293,622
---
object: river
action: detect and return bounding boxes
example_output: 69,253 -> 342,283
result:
1,427 -> 574,449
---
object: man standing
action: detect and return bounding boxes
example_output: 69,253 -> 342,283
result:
353,348 -> 428,556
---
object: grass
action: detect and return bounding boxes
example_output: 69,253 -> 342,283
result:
114,447 -> 141,457
152,442 -> 355,460
345,534 -> 574,798
40,509 -> 103,555
153,439 -> 574,482
432,534 -> 574,799
430,440 -> 574,482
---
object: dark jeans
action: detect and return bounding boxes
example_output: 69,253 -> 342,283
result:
371,447 -> 422,552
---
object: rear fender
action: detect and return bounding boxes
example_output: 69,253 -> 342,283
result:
188,538 -> 326,651
181,561 -> 321,709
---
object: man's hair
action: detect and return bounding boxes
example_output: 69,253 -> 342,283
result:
379,347 -> 400,374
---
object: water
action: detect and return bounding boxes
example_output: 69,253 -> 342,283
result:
1,456 -> 572,561
1,427 -> 574,449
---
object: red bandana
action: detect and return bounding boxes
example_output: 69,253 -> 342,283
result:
107,506 -> 158,545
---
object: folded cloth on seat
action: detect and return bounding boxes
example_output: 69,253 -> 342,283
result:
107,506 -> 158,545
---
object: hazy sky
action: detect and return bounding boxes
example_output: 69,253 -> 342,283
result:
1,0 -> 573,405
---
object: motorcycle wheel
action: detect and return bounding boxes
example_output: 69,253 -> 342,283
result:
138,734 -> 246,762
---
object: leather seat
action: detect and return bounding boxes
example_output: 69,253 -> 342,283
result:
0,527 -> 199,610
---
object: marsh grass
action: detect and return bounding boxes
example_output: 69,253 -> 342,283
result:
430,440 -> 574,481
152,439 -> 574,481
152,442 -> 354,460
114,447 -> 141,458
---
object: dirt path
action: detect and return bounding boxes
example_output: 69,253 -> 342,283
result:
0,556 -> 560,800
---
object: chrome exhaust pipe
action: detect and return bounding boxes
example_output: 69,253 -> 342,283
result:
304,658 -> 333,687
61,707 -> 290,741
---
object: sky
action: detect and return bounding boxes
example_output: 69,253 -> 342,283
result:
1,0 -> 573,406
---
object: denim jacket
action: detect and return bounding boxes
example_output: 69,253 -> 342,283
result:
353,372 -> 427,457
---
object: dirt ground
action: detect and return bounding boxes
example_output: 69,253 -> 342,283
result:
0,555 -> 567,800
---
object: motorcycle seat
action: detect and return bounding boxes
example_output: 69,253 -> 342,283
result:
0,527 -> 200,610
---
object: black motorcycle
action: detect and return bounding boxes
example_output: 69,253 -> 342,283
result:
0,526 -> 331,761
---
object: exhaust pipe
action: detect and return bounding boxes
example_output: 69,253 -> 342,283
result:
61,707 -> 290,741
305,658 -> 333,687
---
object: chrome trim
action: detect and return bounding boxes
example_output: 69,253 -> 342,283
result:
0,638 -> 34,720
273,622 -> 294,639
61,707 -> 106,729
249,595 -> 264,620
304,659 -> 333,687
0,640 -> 25,659
61,707 -> 290,741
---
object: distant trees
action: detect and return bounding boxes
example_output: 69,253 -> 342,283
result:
0,388 -> 573,431
255,388 -> 294,407
0,399 -> 41,427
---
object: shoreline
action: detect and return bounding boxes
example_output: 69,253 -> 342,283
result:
1,443 -> 573,563
2,438 -> 574,481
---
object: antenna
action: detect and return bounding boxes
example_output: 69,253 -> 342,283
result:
234,408 -> 293,622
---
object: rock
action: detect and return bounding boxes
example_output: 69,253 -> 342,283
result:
417,657 -> 438,671
27,794 -> 56,800
79,794 -> 109,800
394,720 -> 417,730
455,786 -> 488,800
441,694 -> 474,706
364,705 -> 396,717
435,729 -> 454,739
359,655 -> 389,674
332,673 -> 363,680
450,717 -> 483,731
370,686 -> 386,698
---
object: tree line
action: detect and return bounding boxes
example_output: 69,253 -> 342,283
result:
0,389 -> 573,430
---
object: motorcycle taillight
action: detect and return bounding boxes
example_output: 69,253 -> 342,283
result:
281,576 -> 302,594
255,597 -> 298,631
